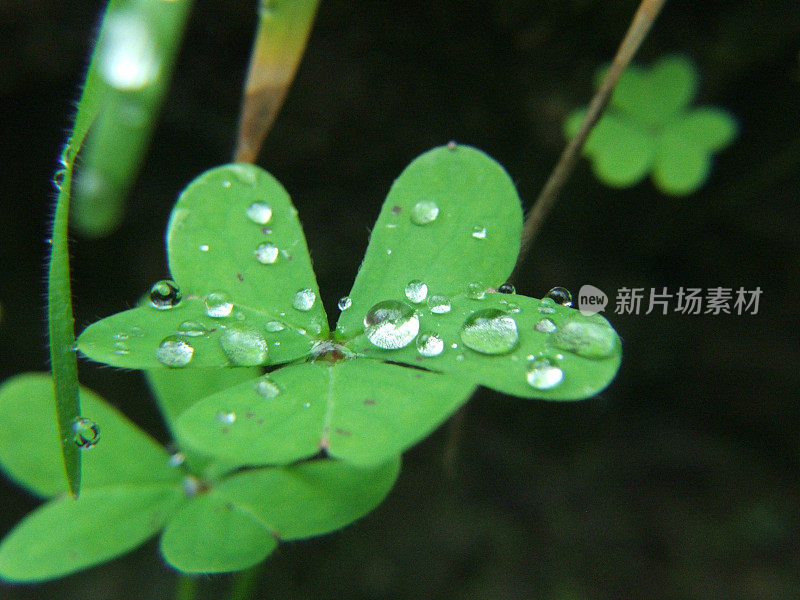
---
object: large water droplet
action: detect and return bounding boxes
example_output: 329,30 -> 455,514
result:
545,286 -> 573,307
256,377 -> 281,398
538,297 -> 556,314
149,280 -> 182,310
416,333 -> 444,357
471,226 -> 487,239
216,411 -> 236,425
410,200 -> 439,225
177,320 -> 208,337
364,300 -> 420,349
526,357 -> 564,390
204,291 -> 233,318
156,336 -> 195,367
254,242 -> 279,264
404,280 -> 428,303
338,296 -> 353,311
246,201 -> 272,225
99,12 -> 159,90
498,283 -> 516,294
547,318 -> 618,359
293,288 -> 316,311
219,326 -> 268,366
534,318 -> 557,333
459,309 -> 519,355
71,417 -> 101,449
427,294 -> 452,314
466,282 -> 487,300
264,320 -> 285,332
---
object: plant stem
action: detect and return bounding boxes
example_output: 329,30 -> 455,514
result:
517,0 -> 667,266
227,564 -> 263,600
174,574 -> 200,600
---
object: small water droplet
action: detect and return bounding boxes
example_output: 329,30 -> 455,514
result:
427,294 -> 451,314
168,452 -> 185,467
465,282 -> 487,300
538,297 -> 556,314
535,318 -> 557,333
246,201 -> 273,225
447,140 -> 458,150
303,402 -> 311,408
338,296 -> 353,311
526,357 -> 564,390
71,417 -> 100,449
219,326 -> 268,366
149,280 -> 182,310
53,169 -> 67,189
293,288 -> 316,311
506,302 -> 520,313
547,318 -> 618,359
416,333 -> 444,357
204,291 -> 233,318
256,377 -> 281,398
99,12 -> 159,90
498,284 -> 516,294
264,320 -> 285,332
199,244 -> 209,252
404,280 -> 428,304
222,180 -> 232,189
112,341 -> 130,355
156,336 -> 195,367
410,200 -> 439,225
364,300 -> 420,349
456,353 -> 465,361
177,320 -> 208,337
112,332 -> 129,341
471,226 -> 487,239
545,286 -> 573,307
216,411 -> 236,425
230,164 -> 257,186
459,309 -> 519,355
254,242 -> 279,264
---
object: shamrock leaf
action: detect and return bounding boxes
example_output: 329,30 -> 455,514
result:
566,54 -> 738,195
0,374 -> 399,581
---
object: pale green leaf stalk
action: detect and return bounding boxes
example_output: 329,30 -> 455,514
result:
234,0 -> 321,163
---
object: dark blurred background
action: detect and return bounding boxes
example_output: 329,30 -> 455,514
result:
2,0 -> 799,598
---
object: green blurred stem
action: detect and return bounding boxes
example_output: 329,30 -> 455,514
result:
517,0 -> 667,266
174,574 -> 199,600
234,0 -> 321,163
227,564 -> 263,600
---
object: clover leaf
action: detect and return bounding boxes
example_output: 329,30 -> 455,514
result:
0,374 -> 399,580
564,55 -> 738,195
77,145 -> 622,469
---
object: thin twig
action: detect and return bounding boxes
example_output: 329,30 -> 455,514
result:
517,0 -> 667,265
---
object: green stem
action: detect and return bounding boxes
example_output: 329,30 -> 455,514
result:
227,564 -> 263,600
174,574 -> 200,600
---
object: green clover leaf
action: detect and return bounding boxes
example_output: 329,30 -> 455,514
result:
77,145 -> 622,469
566,54 -> 738,195
0,374 -> 399,580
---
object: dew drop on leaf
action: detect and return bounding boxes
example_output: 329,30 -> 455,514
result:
216,411 -> 236,425
534,318 -> 558,333
459,309 -> 519,355
466,282 -> 487,300
498,284 -> 516,294
538,297 -> 557,314
254,242 -> 279,264
219,326 -> 268,366
156,336 -> 195,367
525,357 -> 564,390
404,280 -> 428,304
545,286 -> 573,307
204,291 -> 234,318
149,279 -> 182,310
177,320 -> 209,337
168,452 -> 185,468
98,12 -> 159,91
338,296 -> 353,311
71,417 -> 101,449
364,300 -> 420,350
293,288 -> 316,311
410,200 -> 439,225
246,201 -> 273,225
112,341 -> 130,355
547,318 -> 618,359
471,226 -> 487,239
416,333 -> 444,357
427,294 -> 452,314
264,320 -> 285,332
256,377 -> 281,398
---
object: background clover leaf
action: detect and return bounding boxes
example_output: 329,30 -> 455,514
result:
567,54 -> 737,195
77,163 -> 327,369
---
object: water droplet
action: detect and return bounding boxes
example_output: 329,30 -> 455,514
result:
364,300 -> 420,349
199,244 -> 210,252
293,288 -> 316,311
112,332 -> 129,341
459,309 -> 519,355
526,357 -> 564,390
112,341 -> 130,355
410,200 -> 439,225
222,180 -> 232,189
338,296 -> 353,311
168,452 -> 185,467
246,201 -> 272,225
254,242 -> 279,264
471,226 -> 487,239
505,302 -> 521,313
99,12 -> 159,90
538,297 -> 556,314
156,336 -> 195,367
545,286 -> 573,307
466,282 -> 487,300
204,291 -> 233,318
230,164 -> 257,186
219,326 -> 268,366
177,320 -> 208,337
498,284 -> 516,294
404,280 -> 428,303
216,411 -> 236,425
149,280 -> 182,310
447,140 -> 458,150
427,294 -> 451,314
535,318 -> 557,333
547,318 -> 618,359
256,377 -> 281,398
264,320 -> 285,332
416,333 -> 444,357
71,417 -> 100,449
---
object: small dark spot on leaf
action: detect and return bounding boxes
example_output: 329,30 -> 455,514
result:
363,398 -> 375,405
262,227 -> 272,235
414,373 -> 423,379
237,273 -> 244,281
391,205 -> 402,215
246,412 -> 255,419
322,425 -> 330,433
256,418 -> 264,425
335,428 -> 352,437
224,502 -> 234,511
221,427 -> 229,434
